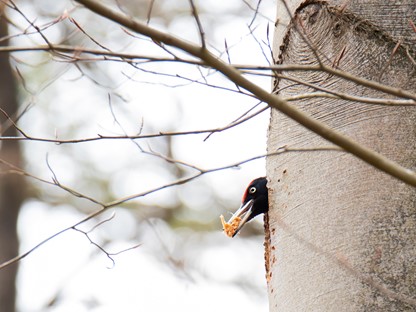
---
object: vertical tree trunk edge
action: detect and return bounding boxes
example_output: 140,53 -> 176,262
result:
267,1 -> 416,311
0,5 -> 24,312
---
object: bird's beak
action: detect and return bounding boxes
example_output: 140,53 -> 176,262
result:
228,199 -> 255,237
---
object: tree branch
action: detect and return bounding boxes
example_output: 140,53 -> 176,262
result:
0,144 -> 343,270
73,0 -> 416,187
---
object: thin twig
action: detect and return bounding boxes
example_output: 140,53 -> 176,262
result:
146,0 -> 155,25
247,0 -> 262,28
378,40 -> 402,80
71,211 -> 141,269
188,0 -> 206,48
73,0 -> 416,187
204,102 -> 268,141
0,102 -> 268,144
1,43 -> 415,102
0,144 -> 344,270
283,91 -> 416,106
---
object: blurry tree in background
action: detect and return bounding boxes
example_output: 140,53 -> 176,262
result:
0,0 -> 415,311
0,2 -> 24,311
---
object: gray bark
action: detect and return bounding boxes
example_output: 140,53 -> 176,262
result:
266,1 -> 416,311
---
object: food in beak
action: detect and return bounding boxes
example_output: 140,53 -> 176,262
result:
220,215 -> 241,237
220,199 -> 254,237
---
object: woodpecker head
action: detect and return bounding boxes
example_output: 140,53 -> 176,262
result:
228,177 -> 268,237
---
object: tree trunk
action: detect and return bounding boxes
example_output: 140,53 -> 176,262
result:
0,5 -> 24,312
266,1 -> 416,311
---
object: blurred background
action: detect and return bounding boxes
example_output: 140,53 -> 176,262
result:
1,0 -> 275,311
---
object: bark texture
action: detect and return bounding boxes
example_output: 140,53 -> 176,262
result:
0,6 -> 24,312
267,1 -> 416,311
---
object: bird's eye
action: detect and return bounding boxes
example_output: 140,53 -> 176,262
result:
249,187 -> 256,194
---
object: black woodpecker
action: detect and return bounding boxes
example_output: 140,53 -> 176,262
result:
228,177 -> 268,237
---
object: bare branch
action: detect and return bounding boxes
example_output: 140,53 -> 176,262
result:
0,102 -> 268,144
204,102 -> 268,141
283,91 -> 416,106
0,144 -> 343,270
73,0 -> 416,186
245,0 -> 262,28
68,16 -> 111,51
247,23 -> 272,66
86,211 -> 116,233
2,43 -> 415,103
242,0 -> 274,25
146,0 -> 155,25
73,214 -> 142,269
188,0 -> 206,48
377,40 -> 402,80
